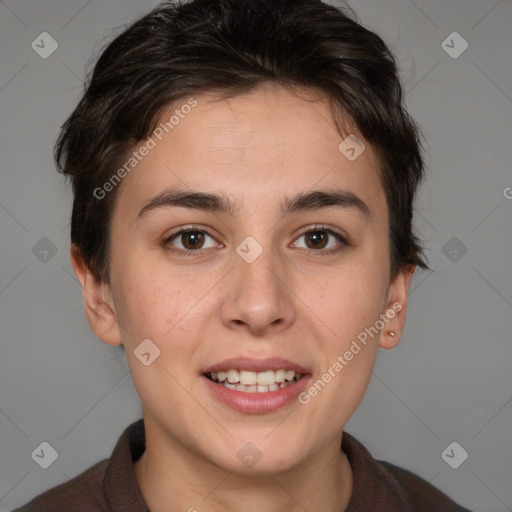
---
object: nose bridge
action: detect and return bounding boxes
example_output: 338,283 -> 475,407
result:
220,234 -> 295,334
234,234 -> 283,299
235,237 -> 280,295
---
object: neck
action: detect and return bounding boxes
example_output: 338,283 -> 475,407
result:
134,421 -> 353,512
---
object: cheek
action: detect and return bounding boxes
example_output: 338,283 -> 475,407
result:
306,262 -> 388,347
303,270 -> 386,419
112,257 -> 217,349
114,268 -> 205,398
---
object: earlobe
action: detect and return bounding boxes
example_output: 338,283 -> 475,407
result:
70,245 -> 123,346
378,265 -> 415,349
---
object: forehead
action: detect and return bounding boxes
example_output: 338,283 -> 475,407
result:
114,86 -> 386,219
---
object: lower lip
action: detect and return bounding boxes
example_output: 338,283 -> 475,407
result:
202,375 -> 311,414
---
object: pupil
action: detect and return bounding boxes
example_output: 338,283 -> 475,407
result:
307,231 -> 327,249
183,231 -> 203,249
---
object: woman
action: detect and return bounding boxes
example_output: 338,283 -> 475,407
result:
14,0 -> 472,510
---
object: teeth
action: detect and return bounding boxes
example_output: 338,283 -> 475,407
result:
239,370 -> 257,385
275,369 -> 286,382
285,370 -> 295,381
236,384 -> 257,393
207,368 -> 304,393
226,369 -> 240,384
256,370 -> 275,386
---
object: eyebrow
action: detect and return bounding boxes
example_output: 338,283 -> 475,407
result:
137,188 -> 371,219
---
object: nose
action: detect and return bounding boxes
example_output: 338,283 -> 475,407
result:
219,246 -> 296,336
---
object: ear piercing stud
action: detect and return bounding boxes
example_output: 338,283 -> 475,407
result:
388,331 -> 396,337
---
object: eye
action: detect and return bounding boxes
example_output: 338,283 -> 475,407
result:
162,225 -> 348,257
164,227 -> 220,253
291,226 -> 348,254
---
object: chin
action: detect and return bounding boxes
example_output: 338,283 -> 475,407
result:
203,430 -> 308,476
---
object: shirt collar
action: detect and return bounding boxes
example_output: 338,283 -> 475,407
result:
104,419 -> 149,511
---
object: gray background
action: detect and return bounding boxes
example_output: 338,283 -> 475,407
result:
0,0 -> 511,510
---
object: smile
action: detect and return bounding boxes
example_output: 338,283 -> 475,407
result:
205,369 -> 304,393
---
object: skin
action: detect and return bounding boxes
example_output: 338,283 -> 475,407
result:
72,85 -> 414,512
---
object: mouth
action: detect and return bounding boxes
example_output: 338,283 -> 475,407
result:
201,358 -> 311,413
204,369 -> 304,393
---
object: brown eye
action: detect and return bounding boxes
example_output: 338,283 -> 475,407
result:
165,229 -> 219,252
292,227 -> 348,254
304,231 -> 328,250
180,231 -> 205,250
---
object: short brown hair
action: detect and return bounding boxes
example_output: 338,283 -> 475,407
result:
55,0 -> 429,282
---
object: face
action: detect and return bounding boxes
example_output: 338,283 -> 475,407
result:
75,86 -> 412,475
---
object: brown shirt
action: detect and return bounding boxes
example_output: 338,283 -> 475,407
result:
13,419 -> 472,512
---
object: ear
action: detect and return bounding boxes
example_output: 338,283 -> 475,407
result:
70,245 -> 123,346
378,265 -> 415,350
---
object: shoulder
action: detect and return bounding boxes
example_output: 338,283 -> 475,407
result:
12,419 -> 148,512
377,459 -> 473,511
342,431 -> 473,511
11,459 -> 110,512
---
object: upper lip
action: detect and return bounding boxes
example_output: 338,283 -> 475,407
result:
202,357 -> 311,375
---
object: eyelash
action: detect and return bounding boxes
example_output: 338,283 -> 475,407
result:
292,224 -> 349,257
162,224 -> 349,258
